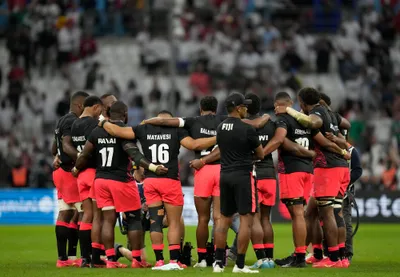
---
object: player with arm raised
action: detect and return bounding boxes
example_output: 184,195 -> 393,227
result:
74,101 -> 167,269
70,96 -> 103,267
275,87 -> 350,268
99,109 -> 215,270
144,96 -> 270,268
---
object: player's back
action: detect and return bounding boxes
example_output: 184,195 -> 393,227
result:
184,114 -> 225,162
88,122 -> 133,182
248,114 -> 276,178
217,117 -> 258,173
133,124 -> 188,179
54,112 -> 77,170
276,114 -> 314,174
310,105 -> 347,168
71,116 -> 98,168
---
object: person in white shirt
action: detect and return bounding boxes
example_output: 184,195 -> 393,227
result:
238,43 -> 260,80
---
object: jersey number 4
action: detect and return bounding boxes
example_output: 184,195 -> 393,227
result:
149,143 -> 170,163
295,137 -> 310,150
99,147 -> 114,167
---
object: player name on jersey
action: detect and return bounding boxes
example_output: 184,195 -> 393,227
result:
72,136 -> 86,142
97,138 -> 117,144
146,134 -> 172,140
200,128 -> 217,136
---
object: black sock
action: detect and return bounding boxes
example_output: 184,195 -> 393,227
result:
170,245 -> 180,261
339,247 -> 346,260
198,252 -> 206,262
107,255 -> 117,262
329,248 -> 339,262
79,230 -> 92,259
254,249 -> 266,260
67,227 -> 79,257
265,248 -> 273,259
236,254 -> 245,269
314,248 -> 323,260
154,250 -> 164,261
295,253 -> 305,262
215,248 -> 225,267
92,247 -> 102,264
55,225 -> 69,260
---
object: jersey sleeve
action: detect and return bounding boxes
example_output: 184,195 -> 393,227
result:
275,116 -> 289,130
311,128 -> 320,137
61,117 -> 75,137
132,125 -> 145,139
178,128 -> 190,141
182,116 -> 196,129
247,125 -> 261,149
309,106 -> 324,119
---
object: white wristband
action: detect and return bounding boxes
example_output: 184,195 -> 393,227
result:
149,163 -> 158,173
178,118 -> 185,128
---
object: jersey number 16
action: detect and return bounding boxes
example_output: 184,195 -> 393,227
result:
149,143 -> 170,163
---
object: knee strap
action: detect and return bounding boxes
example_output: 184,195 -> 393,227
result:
333,198 -> 343,209
334,205 -> 345,228
282,197 -> 304,207
316,197 -> 335,208
149,206 -> 164,233
125,210 -> 142,231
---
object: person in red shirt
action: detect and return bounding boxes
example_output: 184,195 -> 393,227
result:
189,63 -> 210,97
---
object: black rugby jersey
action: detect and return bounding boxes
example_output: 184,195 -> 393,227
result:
88,121 -> 133,182
217,117 -> 260,173
54,112 -> 77,171
133,125 -> 189,179
275,114 -> 316,174
310,105 -> 348,168
248,114 -> 276,179
183,114 -> 226,164
71,116 -> 98,169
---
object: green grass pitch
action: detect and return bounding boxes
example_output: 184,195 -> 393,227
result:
0,224 -> 399,276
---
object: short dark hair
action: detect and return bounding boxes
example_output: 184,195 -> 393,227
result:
158,110 -> 173,117
200,96 -> 218,113
71,91 -> 89,102
298,87 -> 321,105
274,91 -> 292,102
245,93 -> 261,115
83,96 -> 103,108
319,92 -> 331,106
100,93 -> 114,100
109,101 -> 127,119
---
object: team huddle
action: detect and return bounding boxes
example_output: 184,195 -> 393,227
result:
52,87 -> 358,272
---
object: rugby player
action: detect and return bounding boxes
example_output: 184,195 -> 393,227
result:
275,87 -> 350,268
213,93 -> 264,273
99,94 -> 117,121
70,95 -> 103,267
99,109 -> 216,270
74,101 -> 168,268
52,91 -> 89,267
143,96 -> 269,268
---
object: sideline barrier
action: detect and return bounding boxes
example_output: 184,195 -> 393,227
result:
0,188 -> 399,224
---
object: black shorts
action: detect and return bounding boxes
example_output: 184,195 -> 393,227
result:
220,170 -> 258,216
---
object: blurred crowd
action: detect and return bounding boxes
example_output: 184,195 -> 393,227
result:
0,0 -> 400,192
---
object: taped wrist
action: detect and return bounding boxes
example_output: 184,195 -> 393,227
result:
148,206 -> 164,233
125,210 -> 143,231
286,107 -> 311,126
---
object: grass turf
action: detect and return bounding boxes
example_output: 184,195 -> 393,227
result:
0,224 -> 399,276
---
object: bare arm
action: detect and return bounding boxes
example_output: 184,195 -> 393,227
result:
102,121 -> 136,140
276,106 -> 323,129
242,114 -> 270,129
143,117 -> 181,127
202,147 -> 220,164
313,132 -> 347,156
339,116 -> 351,130
180,136 -> 217,151
281,138 -> 316,159
75,140 -> 94,171
62,136 -> 79,161
263,127 -> 287,156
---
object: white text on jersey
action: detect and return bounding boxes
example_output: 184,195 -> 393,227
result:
98,138 -> 116,144
147,134 -> 172,140
72,136 -> 86,142
222,123 -> 233,131
200,128 -> 217,136
259,135 -> 269,141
